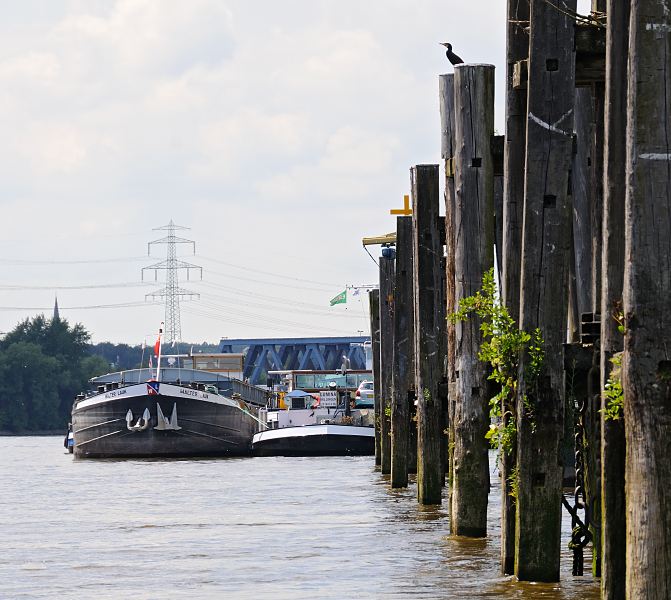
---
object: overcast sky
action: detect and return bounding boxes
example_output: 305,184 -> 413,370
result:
0,1 -> 531,345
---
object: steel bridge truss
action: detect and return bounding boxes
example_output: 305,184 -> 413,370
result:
219,336 -> 369,384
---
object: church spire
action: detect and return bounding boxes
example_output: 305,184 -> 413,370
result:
53,295 -> 60,321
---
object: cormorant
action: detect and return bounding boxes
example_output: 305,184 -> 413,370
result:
440,42 -> 464,66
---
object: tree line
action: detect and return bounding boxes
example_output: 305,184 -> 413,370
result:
0,314 -> 220,433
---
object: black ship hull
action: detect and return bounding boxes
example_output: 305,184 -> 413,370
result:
72,382 -> 259,459
252,424 -> 374,457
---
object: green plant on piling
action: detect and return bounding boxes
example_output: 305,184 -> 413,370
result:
508,465 -> 520,503
612,301 -> 626,335
521,328 -> 544,433
449,268 -> 544,455
600,303 -> 625,422
602,353 -> 624,421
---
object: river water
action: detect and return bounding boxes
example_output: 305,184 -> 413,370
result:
0,437 -> 599,599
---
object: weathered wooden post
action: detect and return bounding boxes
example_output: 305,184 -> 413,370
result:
439,73 -> 457,509
571,86 -> 604,578
391,215 -> 414,488
501,0 -> 528,573
623,1 -> 671,597
412,164 -> 443,505
571,87 -> 594,324
590,0 -> 606,314
369,288 -> 381,466
450,63 -> 495,536
514,0 -> 576,582
379,255 -> 395,475
600,1 -> 627,597
586,6 -> 606,577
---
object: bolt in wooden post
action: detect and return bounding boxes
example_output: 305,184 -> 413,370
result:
450,63 -> 495,537
514,0 -> 576,583
600,1 -> 627,597
412,164 -> 443,505
379,255 -> 395,475
501,0 -> 529,573
369,288 -> 381,467
391,216 -> 414,488
623,2 -> 671,597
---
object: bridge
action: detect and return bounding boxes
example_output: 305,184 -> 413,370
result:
219,336 -> 370,385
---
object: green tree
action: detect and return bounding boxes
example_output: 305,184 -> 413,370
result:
0,314 -> 99,432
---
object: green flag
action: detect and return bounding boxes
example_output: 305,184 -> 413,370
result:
330,290 -> 347,306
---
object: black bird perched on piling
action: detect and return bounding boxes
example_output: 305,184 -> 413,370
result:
440,42 -> 464,65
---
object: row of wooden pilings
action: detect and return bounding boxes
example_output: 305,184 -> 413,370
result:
368,1 -> 670,598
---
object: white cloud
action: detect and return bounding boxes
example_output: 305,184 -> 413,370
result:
52,0 -> 235,75
0,0 -> 505,342
21,122 -> 88,174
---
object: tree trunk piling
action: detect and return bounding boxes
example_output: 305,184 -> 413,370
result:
514,0 -> 576,583
501,0 -> 528,574
450,63 -> 495,537
379,255 -> 395,475
369,288 -> 381,467
623,1 -> 671,597
439,73 -> 457,512
600,1 -> 628,597
412,164 -> 443,506
391,216 -> 414,488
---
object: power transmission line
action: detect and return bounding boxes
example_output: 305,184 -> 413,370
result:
142,220 -> 202,344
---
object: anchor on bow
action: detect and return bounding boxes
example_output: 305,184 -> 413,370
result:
154,402 -> 181,431
126,408 -> 151,432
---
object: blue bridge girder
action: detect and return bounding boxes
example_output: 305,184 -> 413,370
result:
219,336 -> 370,385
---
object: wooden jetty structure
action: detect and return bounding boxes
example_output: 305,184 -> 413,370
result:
365,0 -> 671,595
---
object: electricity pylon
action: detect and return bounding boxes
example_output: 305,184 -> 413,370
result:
142,220 -> 202,344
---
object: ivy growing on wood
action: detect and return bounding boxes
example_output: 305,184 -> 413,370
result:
449,269 -> 544,456
602,353 -> 624,421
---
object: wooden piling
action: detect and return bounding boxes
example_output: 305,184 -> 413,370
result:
501,0 -> 528,574
514,0 -> 576,583
590,85 -> 605,316
439,73 -> 457,510
587,47 -> 606,580
369,288 -> 381,466
450,63 -> 495,537
412,164 -> 443,506
623,1 -> 671,597
572,86 -> 603,578
379,255 -> 395,475
572,87 -> 594,321
600,0 -> 627,597
391,216 -> 414,488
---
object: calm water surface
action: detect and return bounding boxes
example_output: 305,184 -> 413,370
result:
0,437 -> 600,599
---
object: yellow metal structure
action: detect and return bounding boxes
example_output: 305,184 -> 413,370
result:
362,194 -> 412,246
390,194 -> 412,215
362,232 -> 396,246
